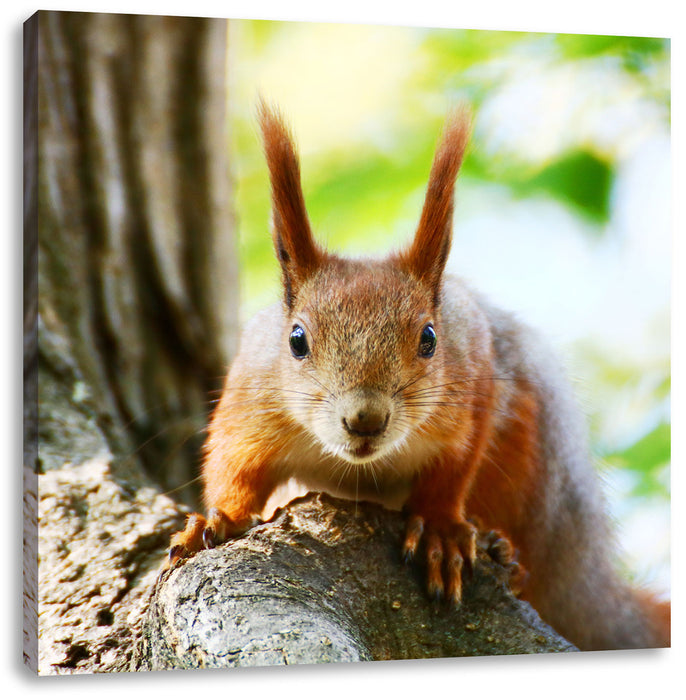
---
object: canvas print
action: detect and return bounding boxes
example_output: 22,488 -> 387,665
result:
23,11 -> 671,674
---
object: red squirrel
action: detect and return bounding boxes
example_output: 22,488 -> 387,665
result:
167,102 -> 670,651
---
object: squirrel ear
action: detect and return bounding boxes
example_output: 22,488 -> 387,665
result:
258,100 -> 323,308
401,108 -> 471,304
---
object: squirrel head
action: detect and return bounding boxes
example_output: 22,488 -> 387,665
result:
257,102 -> 472,464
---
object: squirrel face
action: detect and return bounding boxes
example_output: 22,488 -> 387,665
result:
280,259 -> 442,464
257,100 -> 471,467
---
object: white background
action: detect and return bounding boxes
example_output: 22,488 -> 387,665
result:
3,0 -> 683,696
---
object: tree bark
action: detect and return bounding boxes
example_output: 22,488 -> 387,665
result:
24,10 -> 237,674
35,10 -> 238,493
135,494 -> 576,670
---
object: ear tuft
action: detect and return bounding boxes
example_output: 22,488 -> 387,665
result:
401,107 -> 471,304
257,99 -> 322,307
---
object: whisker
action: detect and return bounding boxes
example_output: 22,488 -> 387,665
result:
400,374 -> 541,396
400,402 -> 513,420
365,461 -> 380,493
393,365 -> 442,397
159,475 -> 204,497
303,371 -> 337,399
403,388 -> 497,403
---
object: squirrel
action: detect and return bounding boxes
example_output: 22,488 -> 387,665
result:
166,101 -> 670,652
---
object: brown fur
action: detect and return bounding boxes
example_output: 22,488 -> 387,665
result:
398,107 -> 471,301
167,104 -> 670,651
257,99 -> 325,307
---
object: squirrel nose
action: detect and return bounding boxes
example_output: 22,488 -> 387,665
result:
342,410 -> 389,437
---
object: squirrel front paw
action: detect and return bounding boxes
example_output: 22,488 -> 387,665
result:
402,513 -> 477,605
480,527 -> 514,565
479,528 -> 529,596
164,507 -> 245,570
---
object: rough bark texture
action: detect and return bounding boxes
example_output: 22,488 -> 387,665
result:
36,453 -> 184,673
23,14 -> 39,670
24,10 -> 236,674
134,494 -> 576,670
35,10 -> 238,495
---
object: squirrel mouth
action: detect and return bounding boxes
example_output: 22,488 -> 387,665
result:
341,438 -> 391,463
351,442 -> 376,459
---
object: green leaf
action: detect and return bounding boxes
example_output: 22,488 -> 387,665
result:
554,33 -> 669,72
518,150 -> 613,224
612,422 -> 671,472
605,422 -> 671,498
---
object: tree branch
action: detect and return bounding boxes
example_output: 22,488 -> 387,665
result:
135,493 -> 576,670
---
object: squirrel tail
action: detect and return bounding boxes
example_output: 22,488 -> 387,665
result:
636,589 -> 671,648
531,561 -> 670,650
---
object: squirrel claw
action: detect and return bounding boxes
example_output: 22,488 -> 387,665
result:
168,543 -> 186,566
165,507 -> 246,571
482,529 -> 515,566
402,514 -> 425,562
428,584 -> 444,604
479,529 -> 528,596
202,528 -> 216,550
156,544 -> 186,583
404,514 -> 476,608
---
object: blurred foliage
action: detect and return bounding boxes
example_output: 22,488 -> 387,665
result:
519,150 -> 613,222
579,340 -> 671,501
555,33 -> 668,71
609,422 -> 670,498
229,22 -> 670,513
467,148 -> 614,224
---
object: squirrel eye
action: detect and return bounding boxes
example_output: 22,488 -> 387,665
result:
289,325 -> 310,359
418,323 -> 436,358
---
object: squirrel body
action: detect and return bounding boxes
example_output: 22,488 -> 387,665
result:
168,103 -> 670,651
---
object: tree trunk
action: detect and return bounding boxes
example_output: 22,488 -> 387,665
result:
24,10 -> 237,674
34,10 -> 238,493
